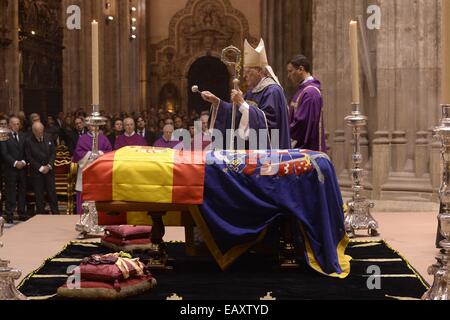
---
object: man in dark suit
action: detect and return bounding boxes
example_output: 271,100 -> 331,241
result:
0,117 -> 28,223
136,116 -> 156,146
68,116 -> 88,154
25,122 -> 59,215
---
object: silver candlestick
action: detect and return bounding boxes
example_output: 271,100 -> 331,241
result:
344,103 -> 379,238
76,105 -> 107,239
0,216 -> 27,300
423,104 -> 450,300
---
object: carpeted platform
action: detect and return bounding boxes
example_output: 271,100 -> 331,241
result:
18,240 -> 429,300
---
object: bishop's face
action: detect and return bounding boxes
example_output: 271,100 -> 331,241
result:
243,67 -> 264,90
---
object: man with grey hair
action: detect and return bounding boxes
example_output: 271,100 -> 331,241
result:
153,125 -> 180,149
114,117 -> 147,150
24,121 -> 59,215
1,117 -> 28,223
29,113 -> 41,125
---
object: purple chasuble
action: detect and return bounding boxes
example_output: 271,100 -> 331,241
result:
153,138 -> 181,149
73,133 -> 112,214
114,134 -> 148,150
213,78 -> 291,150
289,78 -> 326,152
73,134 -> 113,163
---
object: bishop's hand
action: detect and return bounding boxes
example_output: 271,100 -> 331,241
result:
201,91 -> 220,108
231,89 -> 244,106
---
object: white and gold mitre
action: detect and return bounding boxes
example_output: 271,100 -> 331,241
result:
243,38 -> 281,86
244,39 -> 269,68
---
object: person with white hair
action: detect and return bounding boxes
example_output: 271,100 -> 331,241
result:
201,39 -> 291,150
114,117 -> 147,150
153,124 -> 180,149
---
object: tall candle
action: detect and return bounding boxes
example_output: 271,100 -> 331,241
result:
349,20 -> 360,105
443,0 -> 450,104
92,20 -> 100,106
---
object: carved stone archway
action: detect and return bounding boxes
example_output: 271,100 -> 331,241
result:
149,0 -> 257,113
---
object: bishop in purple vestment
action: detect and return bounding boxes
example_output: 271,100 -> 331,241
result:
287,55 -> 326,152
153,125 -> 181,149
200,39 -> 291,150
73,130 -> 112,214
114,117 -> 148,150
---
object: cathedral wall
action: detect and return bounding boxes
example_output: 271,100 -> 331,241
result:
313,0 -> 441,202
149,0 -> 260,44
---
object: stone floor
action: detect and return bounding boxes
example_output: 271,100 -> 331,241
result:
0,210 -> 441,291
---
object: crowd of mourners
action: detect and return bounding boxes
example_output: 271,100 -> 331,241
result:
0,107 -> 210,224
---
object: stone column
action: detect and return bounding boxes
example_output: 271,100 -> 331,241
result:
325,131 -> 331,156
261,0 -> 312,98
1,0 -> 19,115
391,131 -> 407,172
372,131 -> 390,199
332,130 -> 345,175
415,131 -> 429,178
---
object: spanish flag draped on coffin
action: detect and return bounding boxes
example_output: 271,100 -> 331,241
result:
83,147 -> 351,278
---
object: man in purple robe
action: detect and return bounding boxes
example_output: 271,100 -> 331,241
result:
201,39 -> 291,150
114,118 -> 148,150
153,125 -> 180,149
73,127 -> 112,214
287,54 -> 326,152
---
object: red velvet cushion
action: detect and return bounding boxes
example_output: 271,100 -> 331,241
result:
102,236 -> 151,246
105,225 -> 152,240
77,259 -> 146,283
57,275 -> 156,300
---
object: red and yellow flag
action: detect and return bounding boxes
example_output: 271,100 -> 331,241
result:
83,147 -> 206,204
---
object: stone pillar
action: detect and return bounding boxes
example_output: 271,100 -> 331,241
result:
261,0 -> 312,97
0,0 -> 19,115
63,0 -> 147,115
332,130 -> 345,175
414,131 -> 429,178
372,131 -> 390,199
391,131 -> 407,172
325,131 -> 331,156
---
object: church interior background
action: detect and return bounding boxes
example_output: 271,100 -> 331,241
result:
1,0 -> 442,202
0,0 -> 449,302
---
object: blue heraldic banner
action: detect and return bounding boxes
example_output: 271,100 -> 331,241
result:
189,149 -> 351,278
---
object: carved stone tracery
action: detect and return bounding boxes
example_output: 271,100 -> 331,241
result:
150,0 -> 257,112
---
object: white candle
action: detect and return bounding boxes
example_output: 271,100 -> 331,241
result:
349,20 -> 360,105
443,0 -> 450,104
92,20 -> 100,106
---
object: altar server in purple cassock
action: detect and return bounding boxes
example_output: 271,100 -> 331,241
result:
114,118 -> 148,150
73,126 -> 112,214
287,54 -> 326,152
200,39 -> 291,150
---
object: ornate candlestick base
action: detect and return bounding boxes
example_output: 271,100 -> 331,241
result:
344,104 -> 379,238
75,105 -> 107,239
76,202 -> 104,239
423,104 -> 450,301
345,198 -> 379,238
0,261 -> 27,300
0,217 -> 27,300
